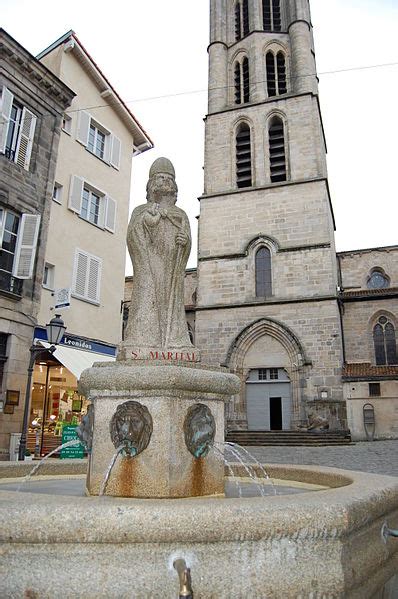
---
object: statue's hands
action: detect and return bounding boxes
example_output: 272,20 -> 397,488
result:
148,202 -> 160,216
176,230 -> 189,246
144,203 -> 161,226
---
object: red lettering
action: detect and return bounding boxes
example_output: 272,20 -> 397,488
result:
186,352 -> 191,361
192,353 -> 195,362
131,351 -> 139,359
167,352 -> 173,360
161,352 -> 167,360
150,351 -> 158,360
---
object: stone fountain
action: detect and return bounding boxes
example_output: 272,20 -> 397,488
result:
0,159 -> 397,598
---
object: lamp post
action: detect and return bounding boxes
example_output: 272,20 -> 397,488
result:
18,315 -> 66,461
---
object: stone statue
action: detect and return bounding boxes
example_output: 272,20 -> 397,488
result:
123,158 -> 193,352
110,400 -> 153,457
184,404 -> 216,459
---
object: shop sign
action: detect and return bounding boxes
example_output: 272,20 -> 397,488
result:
34,327 -> 116,357
60,425 -> 84,459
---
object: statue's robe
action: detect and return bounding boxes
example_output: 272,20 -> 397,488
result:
125,204 -> 192,348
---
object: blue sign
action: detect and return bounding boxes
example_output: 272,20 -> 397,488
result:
34,327 -> 116,357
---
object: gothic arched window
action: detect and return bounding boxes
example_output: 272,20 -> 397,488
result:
263,0 -> 281,32
269,116 -> 287,182
235,0 -> 250,41
236,123 -> 252,188
266,51 -> 287,97
234,61 -> 241,104
367,269 -> 390,290
255,247 -> 272,296
373,316 -> 398,365
234,58 -> 250,104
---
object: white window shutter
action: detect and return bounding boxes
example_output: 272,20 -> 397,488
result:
110,135 -> 121,169
104,196 -> 116,233
12,214 -> 41,279
72,250 -> 88,297
87,256 -> 102,302
76,111 -> 90,146
103,133 -> 112,163
68,175 -> 84,213
0,87 -> 14,154
15,108 -> 36,170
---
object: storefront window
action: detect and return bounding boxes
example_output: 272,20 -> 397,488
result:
27,357 -> 89,456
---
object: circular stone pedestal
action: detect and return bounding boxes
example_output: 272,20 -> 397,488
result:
79,361 -> 240,498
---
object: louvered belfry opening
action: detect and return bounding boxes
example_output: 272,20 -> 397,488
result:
236,123 -> 252,188
242,57 -> 250,103
277,52 -> 287,94
272,0 -> 281,31
266,52 -> 276,97
263,0 -> 271,31
235,2 -> 242,41
263,0 -> 281,32
269,117 -> 287,182
255,247 -> 272,297
234,62 -> 242,104
242,0 -> 250,37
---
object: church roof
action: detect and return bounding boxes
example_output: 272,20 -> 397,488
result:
342,363 -> 398,381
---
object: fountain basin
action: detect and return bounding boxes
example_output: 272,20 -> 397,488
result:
0,462 -> 397,597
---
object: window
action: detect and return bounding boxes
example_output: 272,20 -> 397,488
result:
52,183 -> 63,204
76,111 -> 121,169
269,368 -> 278,380
266,51 -> 287,97
68,176 -> 116,232
234,57 -> 250,105
373,316 -> 398,366
236,123 -> 252,188
0,209 -> 40,294
263,0 -> 281,32
235,1 -> 250,41
255,247 -> 272,296
367,269 -> 390,290
269,116 -> 287,182
88,123 -> 106,159
72,249 -> 102,304
0,87 -> 37,170
62,113 -> 72,134
43,263 -> 55,290
258,369 -> 267,380
0,334 -> 8,390
369,383 -> 381,397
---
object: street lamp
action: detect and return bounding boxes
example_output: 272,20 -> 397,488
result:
18,314 -> 66,461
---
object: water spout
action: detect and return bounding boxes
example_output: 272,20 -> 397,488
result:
173,558 -> 194,599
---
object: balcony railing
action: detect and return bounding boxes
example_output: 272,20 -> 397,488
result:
0,271 -> 22,297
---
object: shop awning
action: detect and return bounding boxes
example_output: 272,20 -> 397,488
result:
37,341 -> 115,380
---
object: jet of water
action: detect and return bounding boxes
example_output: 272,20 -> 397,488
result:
224,442 -> 277,496
99,445 -> 126,496
211,444 -> 242,498
16,439 -> 81,491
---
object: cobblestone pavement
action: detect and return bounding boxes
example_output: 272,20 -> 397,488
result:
226,440 -> 398,477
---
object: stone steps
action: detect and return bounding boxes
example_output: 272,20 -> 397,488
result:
225,430 -> 352,446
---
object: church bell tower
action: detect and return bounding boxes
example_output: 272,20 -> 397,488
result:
195,0 -> 346,431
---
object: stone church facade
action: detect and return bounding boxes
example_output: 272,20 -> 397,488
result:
125,0 -> 398,440
193,0 -> 398,439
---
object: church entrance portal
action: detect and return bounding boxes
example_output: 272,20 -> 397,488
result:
246,369 -> 291,431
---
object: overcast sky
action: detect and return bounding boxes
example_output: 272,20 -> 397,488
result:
3,0 -> 398,271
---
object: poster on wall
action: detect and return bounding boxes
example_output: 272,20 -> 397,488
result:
60,425 -> 84,459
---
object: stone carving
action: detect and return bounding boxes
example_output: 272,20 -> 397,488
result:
110,401 -> 153,457
124,157 -> 193,350
307,412 -> 329,432
184,404 -> 216,459
76,404 -> 94,453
